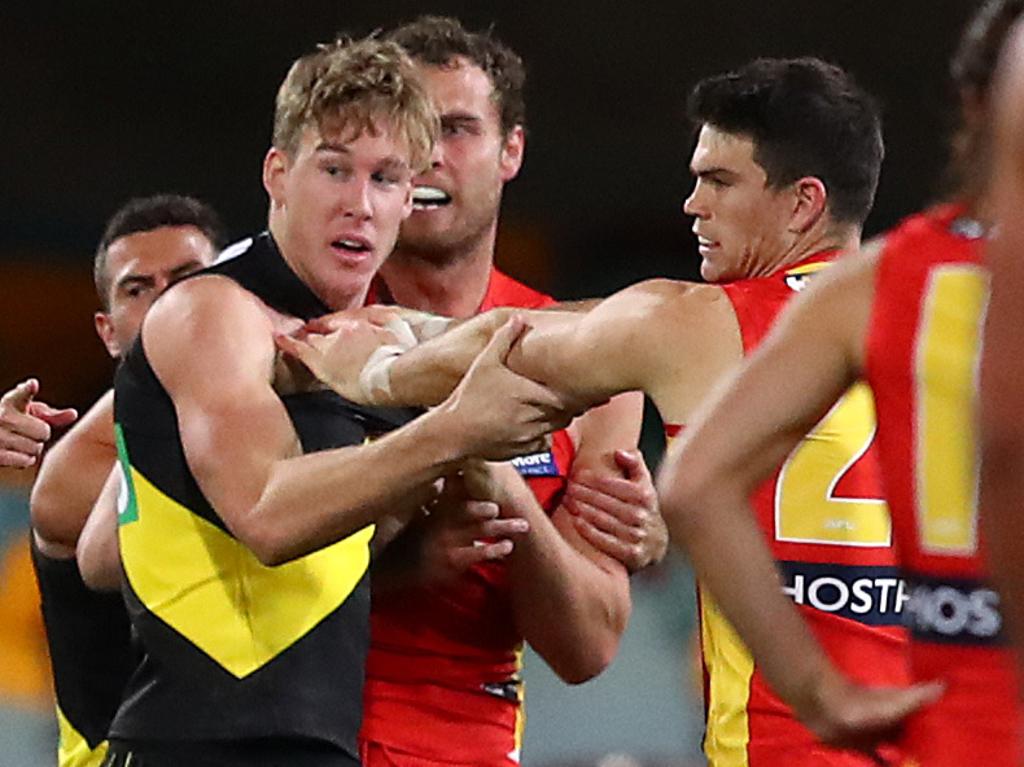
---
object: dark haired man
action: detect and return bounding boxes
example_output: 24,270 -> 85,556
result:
352,17 -> 659,766
26,194 -> 224,767
281,56 -> 936,764
658,1 -> 1024,765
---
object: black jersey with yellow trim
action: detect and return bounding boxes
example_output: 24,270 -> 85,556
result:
109,232 -> 416,760
31,537 -> 134,766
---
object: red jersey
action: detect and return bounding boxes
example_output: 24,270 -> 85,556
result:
865,204 -> 1021,766
669,252 -> 909,767
361,268 -> 575,765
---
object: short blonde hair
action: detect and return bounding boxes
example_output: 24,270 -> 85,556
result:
273,36 -> 437,171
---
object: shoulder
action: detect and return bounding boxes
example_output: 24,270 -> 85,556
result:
488,269 -> 556,309
145,274 -> 272,343
599,278 -> 733,331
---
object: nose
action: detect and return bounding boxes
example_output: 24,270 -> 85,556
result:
428,136 -> 443,169
682,181 -> 705,219
342,176 -> 373,220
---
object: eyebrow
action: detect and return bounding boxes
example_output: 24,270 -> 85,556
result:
315,142 -> 352,154
691,165 -> 739,180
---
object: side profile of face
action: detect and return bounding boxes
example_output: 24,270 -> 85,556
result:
398,57 -> 524,262
683,125 -> 798,283
264,124 -> 414,309
95,225 -> 216,358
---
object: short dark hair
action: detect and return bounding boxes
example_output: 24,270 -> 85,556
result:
388,15 -> 526,135
687,57 -> 884,226
94,194 -> 225,309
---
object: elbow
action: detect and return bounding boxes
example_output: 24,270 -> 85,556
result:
236,516 -> 299,568
551,633 -> 622,685
30,490 -> 75,549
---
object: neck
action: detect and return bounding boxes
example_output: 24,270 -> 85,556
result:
268,214 -> 365,310
756,225 -> 861,278
382,235 -> 496,319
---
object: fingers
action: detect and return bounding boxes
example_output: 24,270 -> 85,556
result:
476,316 -> 528,365
274,332 -> 317,368
27,401 -> 79,427
566,480 -> 650,528
572,515 -> 644,569
1,379 -> 39,413
0,448 -> 39,469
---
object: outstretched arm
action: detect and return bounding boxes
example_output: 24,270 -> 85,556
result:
657,252 -> 941,747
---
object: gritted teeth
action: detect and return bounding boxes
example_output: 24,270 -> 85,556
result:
412,185 -> 452,207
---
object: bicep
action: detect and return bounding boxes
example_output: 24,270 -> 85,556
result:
144,280 -> 299,530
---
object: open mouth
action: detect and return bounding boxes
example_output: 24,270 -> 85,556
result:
412,185 -> 452,211
331,237 -> 372,255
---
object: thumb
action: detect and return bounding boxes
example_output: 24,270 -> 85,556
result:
477,315 -> 527,366
274,332 -> 317,369
28,402 -> 79,426
614,448 -> 644,478
2,378 -> 40,413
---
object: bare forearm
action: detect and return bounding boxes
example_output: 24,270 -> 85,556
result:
509,501 -> 630,683
241,409 -> 463,565
77,468 -> 122,591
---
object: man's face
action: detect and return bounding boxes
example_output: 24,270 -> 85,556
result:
683,125 -> 796,282
264,124 -> 414,309
398,57 -> 523,262
95,225 -> 215,358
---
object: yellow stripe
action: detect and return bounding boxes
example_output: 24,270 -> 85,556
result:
784,261 -> 831,276
915,265 -> 988,554
700,585 -> 753,766
119,466 -> 373,678
511,645 -> 525,763
56,704 -> 108,767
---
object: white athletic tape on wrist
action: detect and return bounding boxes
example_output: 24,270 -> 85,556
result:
359,345 -> 404,403
384,317 -> 418,350
413,316 -> 454,341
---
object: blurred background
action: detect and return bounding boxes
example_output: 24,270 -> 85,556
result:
0,1 -> 980,764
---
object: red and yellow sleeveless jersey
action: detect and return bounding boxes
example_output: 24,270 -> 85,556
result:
668,252 -> 909,766
864,204 -> 1021,766
361,269 -> 575,765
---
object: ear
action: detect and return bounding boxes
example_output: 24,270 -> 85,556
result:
263,146 -> 290,210
94,312 -> 121,358
499,125 -> 525,182
789,176 -> 828,234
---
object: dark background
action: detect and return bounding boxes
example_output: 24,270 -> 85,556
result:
1,1 -> 978,410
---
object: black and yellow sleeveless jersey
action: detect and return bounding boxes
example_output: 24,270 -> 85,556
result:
31,537 -> 135,767
109,233 -> 416,761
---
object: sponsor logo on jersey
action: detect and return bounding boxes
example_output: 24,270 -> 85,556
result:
949,217 -> 986,241
903,573 -> 1007,646
509,449 -> 560,477
778,561 -> 906,626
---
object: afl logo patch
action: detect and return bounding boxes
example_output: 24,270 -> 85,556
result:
510,449 -> 560,477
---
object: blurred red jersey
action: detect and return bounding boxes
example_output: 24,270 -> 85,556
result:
865,204 -> 1021,766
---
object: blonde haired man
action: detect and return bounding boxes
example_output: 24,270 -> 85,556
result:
83,37 -> 575,767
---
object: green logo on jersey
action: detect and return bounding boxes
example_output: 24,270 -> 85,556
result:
114,423 -> 139,526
